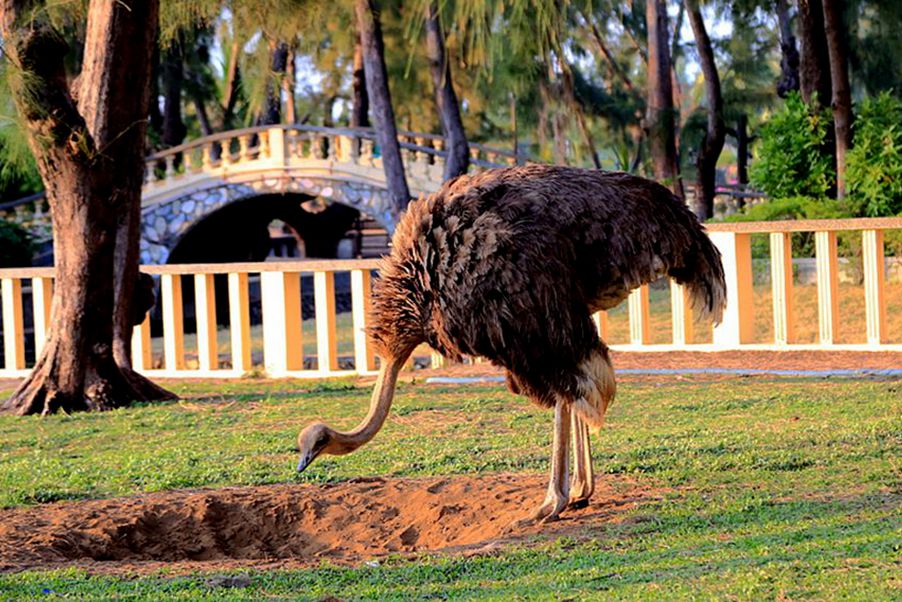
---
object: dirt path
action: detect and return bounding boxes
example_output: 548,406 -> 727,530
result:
0,474 -> 659,575
418,350 -> 902,379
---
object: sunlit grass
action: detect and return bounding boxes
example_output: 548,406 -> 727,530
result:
0,375 -> 899,599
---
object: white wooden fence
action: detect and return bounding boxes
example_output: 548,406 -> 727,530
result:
0,217 -> 899,379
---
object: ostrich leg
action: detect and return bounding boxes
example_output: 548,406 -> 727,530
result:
568,412 -> 595,508
530,398 -> 572,523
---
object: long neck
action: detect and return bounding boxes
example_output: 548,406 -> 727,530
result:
327,353 -> 408,454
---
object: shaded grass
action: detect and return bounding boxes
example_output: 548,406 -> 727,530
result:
0,376 -> 899,600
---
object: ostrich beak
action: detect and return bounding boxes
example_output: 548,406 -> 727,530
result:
296,452 -> 314,473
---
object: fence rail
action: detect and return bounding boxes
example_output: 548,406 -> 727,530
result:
0,217 -> 899,379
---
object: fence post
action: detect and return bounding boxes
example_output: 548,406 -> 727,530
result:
160,274 -> 185,370
769,232 -> 795,345
670,282 -> 694,346
194,273 -> 218,372
131,314 -> 152,371
314,271 -> 339,373
351,269 -> 377,373
710,231 -> 754,347
627,285 -> 651,346
261,271 -> 303,374
31,277 -> 53,358
1,278 -> 25,370
228,272 -> 252,373
862,229 -> 887,345
814,231 -> 840,344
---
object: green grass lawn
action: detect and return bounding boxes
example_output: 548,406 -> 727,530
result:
0,376 -> 899,600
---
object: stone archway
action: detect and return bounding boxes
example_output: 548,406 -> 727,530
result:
139,176 -> 394,265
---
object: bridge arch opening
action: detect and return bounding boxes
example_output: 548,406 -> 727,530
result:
165,193 -> 388,264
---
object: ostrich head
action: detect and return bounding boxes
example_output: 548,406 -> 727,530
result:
296,422 -> 342,472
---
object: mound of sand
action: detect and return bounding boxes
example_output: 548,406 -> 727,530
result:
0,474 -> 653,573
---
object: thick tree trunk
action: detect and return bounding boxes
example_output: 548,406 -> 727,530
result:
776,0 -> 801,97
797,0 -> 832,107
355,0 -> 410,215
351,34 -> 369,129
821,0 -> 852,199
645,0 -> 683,199
425,1 -> 469,180
686,0 -> 725,220
263,41 -> 289,126
1,0 -> 173,414
161,43 -> 186,148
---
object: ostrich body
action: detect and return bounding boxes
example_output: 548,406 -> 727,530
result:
298,165 -> 727,523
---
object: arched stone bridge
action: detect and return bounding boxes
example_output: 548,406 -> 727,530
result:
0,125 -> 520,264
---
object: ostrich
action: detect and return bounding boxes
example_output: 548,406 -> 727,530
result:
297,165 -> 726,523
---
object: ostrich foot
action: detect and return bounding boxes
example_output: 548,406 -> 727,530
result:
568,412 -> 595,510
506,398 -> 572,532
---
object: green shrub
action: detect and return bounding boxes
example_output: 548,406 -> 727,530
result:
749,92 -> 835,199
0,220 -> 33,267
847,92 -> 902,217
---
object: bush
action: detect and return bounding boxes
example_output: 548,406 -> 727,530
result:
0,221 -> 33,267
750,92 -> 835,199
847,92 -> 902,217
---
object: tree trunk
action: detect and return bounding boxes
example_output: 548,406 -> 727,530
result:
222,39 -> 241,127
161,42 -> 186,148
797,0 -> 832,107
736,114 -> 750,186
510,91 -> 518,161
560,62 -> 602,169
582,9 -> 637,94
1,0 -> 173,414
355,0 -> 410,216
283,45 -> 297,124
776,0 -> 801,97
351,33 -> 369,129
645,0 -> 683,199
821,0 -> 852,199
686,0 -> 725,220
193,93 -> 215,136
425,0 -> 469,180
262,40 -> 289,126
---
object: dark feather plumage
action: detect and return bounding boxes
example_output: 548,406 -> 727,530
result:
369,165 -> 726,415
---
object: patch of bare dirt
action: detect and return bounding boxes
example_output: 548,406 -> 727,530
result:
0,474 -> 658,575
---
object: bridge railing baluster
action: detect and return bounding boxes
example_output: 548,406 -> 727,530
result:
164,155 -> 176,180
239,135 -> 251,162
202,144 -> 214,170
327,134 -> 338,162
360,138 -> 375,167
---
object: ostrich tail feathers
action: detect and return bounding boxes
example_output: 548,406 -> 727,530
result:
668,227 -> 727,326
686,231 -> 727,325
571,347 -> 616,434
